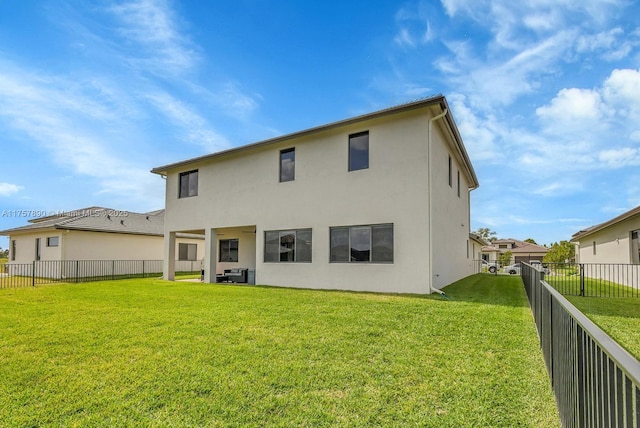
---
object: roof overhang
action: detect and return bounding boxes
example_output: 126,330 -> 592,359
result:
151,95 -> 479,190
571,205 -> 640,242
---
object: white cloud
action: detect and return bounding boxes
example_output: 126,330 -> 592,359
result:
0,183 -> 23,196
598,148 -> 640,168
145,91 -> 230,152
107,0 -> 199,75
447,93 -> 506,162
0,61 -> 162,204
537,88 -> 603,120
394,28 -> 416,48
535,69 -> 640,161
393,3 -> 435,49
602,68 -> 640,115
536,88 -> 606,134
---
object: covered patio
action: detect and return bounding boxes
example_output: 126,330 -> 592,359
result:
164,225 -> 257,284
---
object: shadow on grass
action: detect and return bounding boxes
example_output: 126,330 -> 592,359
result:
192,274 -> 529,308
440,273 -> 529,308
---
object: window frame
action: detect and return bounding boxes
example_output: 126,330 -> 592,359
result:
279,148 -> 295,182
47,236 -> 59,247
348,131 -> 369,172
593,241 -> 597,255
329,223 -> 394,264
448,156 -> 452,187
178,243 -> 198,261
35,238 -> 41,261
632,231 -> 640,264
219,239 -> 239,263
457,170 -> 461,197
178,170 -> 198,198
264,228 -> 312,263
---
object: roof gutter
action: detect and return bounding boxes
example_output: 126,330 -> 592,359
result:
428,107 -> 448,295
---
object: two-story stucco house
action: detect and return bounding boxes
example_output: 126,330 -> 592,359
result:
152,95 -> 479,294
481,238 -> 548,264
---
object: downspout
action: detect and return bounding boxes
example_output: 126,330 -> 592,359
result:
427,108 -> 448,295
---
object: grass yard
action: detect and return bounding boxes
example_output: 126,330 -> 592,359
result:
546,274 -> 640,298
566,295 -> 640,361
0,274 -> 559,427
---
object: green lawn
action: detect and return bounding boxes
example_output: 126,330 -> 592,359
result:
546,274 -> 640,298
0,275 -> 559,427
566,295 -> 640,361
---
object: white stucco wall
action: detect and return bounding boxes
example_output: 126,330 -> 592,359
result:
161,106 -> 476,294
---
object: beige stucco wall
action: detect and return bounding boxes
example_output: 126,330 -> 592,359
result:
162,106 -> 476,293
575,216 -> 640,264
7,229 -> 204,262
63,230 -> 163,260
8,231 -> 62,263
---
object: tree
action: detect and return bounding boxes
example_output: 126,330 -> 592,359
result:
543,241 -> 575,265
499,250 -> 512,266
524,238 -> 537,244
473,227 -> 497,242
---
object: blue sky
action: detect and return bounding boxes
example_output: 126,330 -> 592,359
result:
1,0 -> 640,248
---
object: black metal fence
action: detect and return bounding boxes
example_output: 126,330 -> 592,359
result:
522,262 -> 640,427
0,260 -> 202,288
545,263 -> 640,298
475,260 -> 640,298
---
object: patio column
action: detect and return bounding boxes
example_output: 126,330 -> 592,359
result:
203,228 -> 217,283
164,231 -> 176,280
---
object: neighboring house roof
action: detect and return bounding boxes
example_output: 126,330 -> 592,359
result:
482,238 -> 548,254
0,207 -> 165,237
571,204 -> 640,242
469,232 -> 489,246
150,94 -> 479,190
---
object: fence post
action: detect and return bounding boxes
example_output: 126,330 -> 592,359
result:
579,263 -> 585,297
142,260 -> 146,278
112,260 -> 115,281
32,261 -> 35,287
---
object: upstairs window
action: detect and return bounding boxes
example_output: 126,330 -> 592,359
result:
179,170 -> 198,198
280,148 -> 295,182
349,131 -> 369,171
219,239 -> 239,263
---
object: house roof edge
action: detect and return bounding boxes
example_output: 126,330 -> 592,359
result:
152,95 -> 456,175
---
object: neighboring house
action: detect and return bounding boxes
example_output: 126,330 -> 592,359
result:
571,205 -> 640,264
482,239 -> 548,263
469,232 -> 488,261
0,207 -> 204,264
152,95 -> 479,294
